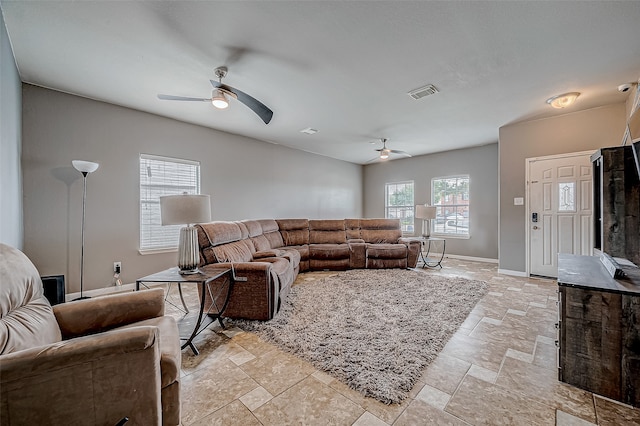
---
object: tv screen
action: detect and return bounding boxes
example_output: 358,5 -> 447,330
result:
633,140 -> 640,179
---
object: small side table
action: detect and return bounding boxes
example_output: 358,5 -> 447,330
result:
415,237 -> 446,268
136,267 -> 232,355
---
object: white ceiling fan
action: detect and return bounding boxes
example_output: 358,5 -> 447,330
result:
157,66 -> 273,124
367,138 -> 412,163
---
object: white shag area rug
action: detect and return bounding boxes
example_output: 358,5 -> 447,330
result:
231,268 -> 488,404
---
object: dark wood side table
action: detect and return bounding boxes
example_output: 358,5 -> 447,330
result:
136,267 -> 232,355
557,253 -> 640,407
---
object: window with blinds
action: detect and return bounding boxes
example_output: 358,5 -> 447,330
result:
139,154 -> 201,252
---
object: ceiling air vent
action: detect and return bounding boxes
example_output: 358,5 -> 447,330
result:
407,84 -> 439,100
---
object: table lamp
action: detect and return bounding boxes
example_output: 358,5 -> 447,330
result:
415,204 -> 437,238
160,194 -> 211,274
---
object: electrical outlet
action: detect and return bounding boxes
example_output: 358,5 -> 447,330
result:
113,261 -> 122,273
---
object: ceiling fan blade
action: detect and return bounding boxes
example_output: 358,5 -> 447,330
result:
158,94 -> 211,102
390,149 -> 412,157
211,81 -> 273,124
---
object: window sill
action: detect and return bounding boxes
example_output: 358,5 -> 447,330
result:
138,248 -> 178,255
431,233 -> 470,240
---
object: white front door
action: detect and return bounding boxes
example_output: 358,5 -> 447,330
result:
528,152 -> 593,277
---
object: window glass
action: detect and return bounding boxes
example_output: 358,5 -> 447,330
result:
139,154 -> 200,251
385,181 -> 414,233
431,176 -> 470,237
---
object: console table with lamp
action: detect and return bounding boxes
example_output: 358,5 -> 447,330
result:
135,193 -> 235,355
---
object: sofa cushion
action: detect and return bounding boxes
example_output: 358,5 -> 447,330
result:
366,243 -> 407,259
309,220 -> 347,244
309,243 -> 351,260
277,219 -> 310,246
212,240 -> 253,263
197,222 -> 242,247
345,218 -> 361,239
242,220 -> 263,238
359,218 -> 402,243
0,244 -> 62,355
251,234 -> 271,252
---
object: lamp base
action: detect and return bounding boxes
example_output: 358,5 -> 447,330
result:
177,226 -> 200,273
72,295 -> 91,301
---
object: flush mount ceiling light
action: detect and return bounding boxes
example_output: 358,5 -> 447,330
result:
300,127 -> 318,135
546,92 -> 580,109
211,89 -> 229,109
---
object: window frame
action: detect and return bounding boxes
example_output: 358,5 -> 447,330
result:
431,175 -> 470,239
139,153 -> 201,254
384,181 -> 415,235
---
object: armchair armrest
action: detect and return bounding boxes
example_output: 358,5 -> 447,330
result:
54,287 -> 165,339
0,326 -> 162,424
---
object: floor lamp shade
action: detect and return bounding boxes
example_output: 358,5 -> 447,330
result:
160,194 -> 211,274
72,160 -> 99,300
415,204 -> 437,238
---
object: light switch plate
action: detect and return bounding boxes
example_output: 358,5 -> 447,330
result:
514,197 -> 524,206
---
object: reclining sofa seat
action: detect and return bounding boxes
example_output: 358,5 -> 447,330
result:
0,244 -> 181,426
195,218 -> 420,320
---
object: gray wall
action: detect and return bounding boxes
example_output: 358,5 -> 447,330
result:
0,12 -> 23,249
498,103 -> 627,273
363,143 -> 499,260
22,84 -> 362,292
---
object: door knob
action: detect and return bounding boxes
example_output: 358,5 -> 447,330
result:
533,226 -> 539,230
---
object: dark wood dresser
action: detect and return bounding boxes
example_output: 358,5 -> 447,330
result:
557,253 -> 640,407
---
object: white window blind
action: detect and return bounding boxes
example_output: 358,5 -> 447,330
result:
139,154 -> 201,252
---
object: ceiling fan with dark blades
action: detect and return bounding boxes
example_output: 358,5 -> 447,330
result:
157,66 -> 273,124
367,138 -> 412,163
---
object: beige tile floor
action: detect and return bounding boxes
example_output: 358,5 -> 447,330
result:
162,259 -> 640,425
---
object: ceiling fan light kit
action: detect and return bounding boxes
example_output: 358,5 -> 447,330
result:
546,92 -> 580,109
211,90 -> 229,109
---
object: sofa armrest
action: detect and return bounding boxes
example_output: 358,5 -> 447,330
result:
399,238 -> 422,268
201,262 -> 278,320
53,287 -> 165,339
0,326 -> 162,424
253,249 -> 286,259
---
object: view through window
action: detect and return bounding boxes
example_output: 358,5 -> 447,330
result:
385,181 -> 414,233
431,175 -> 470,236
139,154 -> 201,252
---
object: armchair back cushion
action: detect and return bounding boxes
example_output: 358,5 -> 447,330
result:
0,244 -> 62,355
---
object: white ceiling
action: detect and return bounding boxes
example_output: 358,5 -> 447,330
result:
2,1 -> 640,164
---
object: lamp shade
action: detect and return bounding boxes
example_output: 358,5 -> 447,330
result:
415,204 -> 437,220
160,194 -> 211,225
72,160 -> 99,173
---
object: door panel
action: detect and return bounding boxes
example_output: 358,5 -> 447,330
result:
529,153 -> 593,277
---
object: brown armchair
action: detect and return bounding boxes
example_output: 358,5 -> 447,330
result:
0,244 -> 181,425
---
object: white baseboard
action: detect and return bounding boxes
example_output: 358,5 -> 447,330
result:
442,254 -> 499,264
497,268 -> 528,277
65,282 -> 136,301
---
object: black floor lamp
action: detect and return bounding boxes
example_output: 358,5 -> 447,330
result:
72,160 -> 99,301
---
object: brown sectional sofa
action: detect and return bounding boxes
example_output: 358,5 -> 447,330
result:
195,218 -> 420,320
